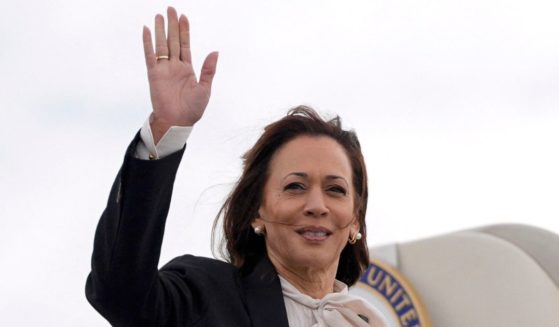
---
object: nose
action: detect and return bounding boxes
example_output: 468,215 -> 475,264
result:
304,187 -> 329,217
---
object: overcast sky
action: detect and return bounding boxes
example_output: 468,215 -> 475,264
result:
1,0 -> 558,325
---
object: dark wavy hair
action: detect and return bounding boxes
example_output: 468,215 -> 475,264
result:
214,106 -> 369,285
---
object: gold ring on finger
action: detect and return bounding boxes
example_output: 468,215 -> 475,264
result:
156,55 -> 170,60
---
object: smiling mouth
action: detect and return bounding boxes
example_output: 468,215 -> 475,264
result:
296,227 -> 332,241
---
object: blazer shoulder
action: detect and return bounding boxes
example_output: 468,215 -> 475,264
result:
159,255 -> 247,321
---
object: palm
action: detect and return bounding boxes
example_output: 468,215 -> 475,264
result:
143,7 -> 218,141
148,60 -> 208,125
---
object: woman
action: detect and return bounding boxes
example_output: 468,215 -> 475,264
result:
86,7 -> 388,327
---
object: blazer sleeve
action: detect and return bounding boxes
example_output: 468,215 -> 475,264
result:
85,133 -> 191,326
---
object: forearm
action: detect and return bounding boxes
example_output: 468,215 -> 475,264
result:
86,134 -> 185,325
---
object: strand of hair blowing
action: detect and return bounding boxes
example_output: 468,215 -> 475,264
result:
257,215 -> 357,231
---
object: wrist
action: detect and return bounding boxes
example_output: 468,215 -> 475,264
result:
150,111 -> 197,127
149,115 -> 174,145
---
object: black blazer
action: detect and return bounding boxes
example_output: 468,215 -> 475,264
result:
85,135 -> 290,327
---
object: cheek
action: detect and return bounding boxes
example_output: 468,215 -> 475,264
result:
262,196 -> 300,223
266,220 -> 293,243
333,203 -> 356,226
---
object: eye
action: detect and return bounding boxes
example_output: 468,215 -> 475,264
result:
327,185 -> 347,196
284,182 -> 305,191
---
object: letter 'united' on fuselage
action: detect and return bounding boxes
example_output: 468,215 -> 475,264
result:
350,258 -> 431,327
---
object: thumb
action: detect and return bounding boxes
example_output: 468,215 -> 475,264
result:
199,51 -> 219,90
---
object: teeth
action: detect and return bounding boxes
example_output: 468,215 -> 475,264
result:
303,231 -> 327,237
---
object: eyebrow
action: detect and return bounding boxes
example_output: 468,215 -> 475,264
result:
283,172 -> 349,184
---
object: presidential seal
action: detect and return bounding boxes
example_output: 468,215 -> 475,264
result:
350,257 -> 431,327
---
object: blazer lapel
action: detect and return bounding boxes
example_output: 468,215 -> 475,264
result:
241,257 -> 289,327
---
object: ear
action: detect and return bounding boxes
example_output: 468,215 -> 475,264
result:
251,209 -> 264,229
251,218 -> 264,229
351,217 -> 360,235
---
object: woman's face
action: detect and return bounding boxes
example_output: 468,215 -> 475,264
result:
254,135 -> 359,273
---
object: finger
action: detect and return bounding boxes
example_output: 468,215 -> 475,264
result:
154,14 -> 168,57
166,7 -> 180,59
199,51 -> 219,90
179,14 -> 192,64
143,26 -> 156,68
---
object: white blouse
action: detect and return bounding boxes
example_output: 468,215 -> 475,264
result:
279,276 -> 389,327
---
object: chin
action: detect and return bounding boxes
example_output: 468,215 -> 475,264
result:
290,250 -> 340,270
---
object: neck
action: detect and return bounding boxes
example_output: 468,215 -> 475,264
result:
268,252 -> 338,299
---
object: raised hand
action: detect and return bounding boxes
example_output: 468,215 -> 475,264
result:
143,7 -> 218,143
